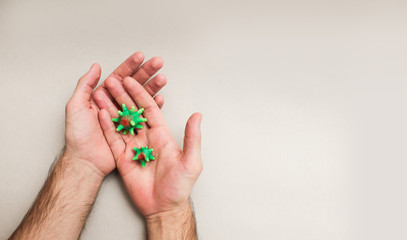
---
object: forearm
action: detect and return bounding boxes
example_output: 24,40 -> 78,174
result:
146,203 -> 198,240
10,152 -> 103,240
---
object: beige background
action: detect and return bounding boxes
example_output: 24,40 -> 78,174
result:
1,0 -> 407,239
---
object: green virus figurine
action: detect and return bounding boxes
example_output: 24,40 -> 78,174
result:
132,146 -> 155,167
112,103 -> 147,135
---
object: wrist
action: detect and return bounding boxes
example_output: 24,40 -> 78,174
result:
60,149 -> 106,180
146,202 -> 191,223
146,202 -> 197,240
57,151 -> 104,187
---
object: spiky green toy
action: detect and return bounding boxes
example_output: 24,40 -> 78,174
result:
112,103 -> 147,135
132,146 -> 155,167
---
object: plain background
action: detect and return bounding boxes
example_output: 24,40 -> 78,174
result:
1,0 -> 406,239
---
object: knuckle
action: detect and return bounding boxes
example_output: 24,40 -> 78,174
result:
155,75 -> 167,88
144,102 -> 157,111
188,160 -> 203,176
93,89 -> 103,102
105,77 -> 116,89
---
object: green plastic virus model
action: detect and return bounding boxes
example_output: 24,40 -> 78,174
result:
132,146 -> 155,167
112,103 -> 147,135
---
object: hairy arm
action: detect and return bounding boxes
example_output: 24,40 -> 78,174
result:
9,53 -> 167,239
9,152 -> 103,240
146,202 -> 198,240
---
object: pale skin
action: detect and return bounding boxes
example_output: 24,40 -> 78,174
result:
10,52 -> 202,240
95,76 -> 202,239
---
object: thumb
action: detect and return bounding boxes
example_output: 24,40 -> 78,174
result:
71,63 -> 101,104
182,112 -> 203,172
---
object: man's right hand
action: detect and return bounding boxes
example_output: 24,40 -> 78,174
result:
94,76 -> 202,240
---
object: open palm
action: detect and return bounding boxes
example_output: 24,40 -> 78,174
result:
94,76 -> 202,216
65,52 -> 167,176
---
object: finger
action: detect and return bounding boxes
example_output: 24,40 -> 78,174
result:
105,76 -> 137,110
111,51 -> 145,81
123,77 -> 166,128
95,87 -> 119,108
71,63 -> 101,104
104,77 -> 150,133
132,57 -> 164,85
182,113 -> 203,173
154,95 -> 164,109
144,74 -> 167,97
94,89 -> 119,117
95,89 -> 146,140
98,109 -> 125,160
